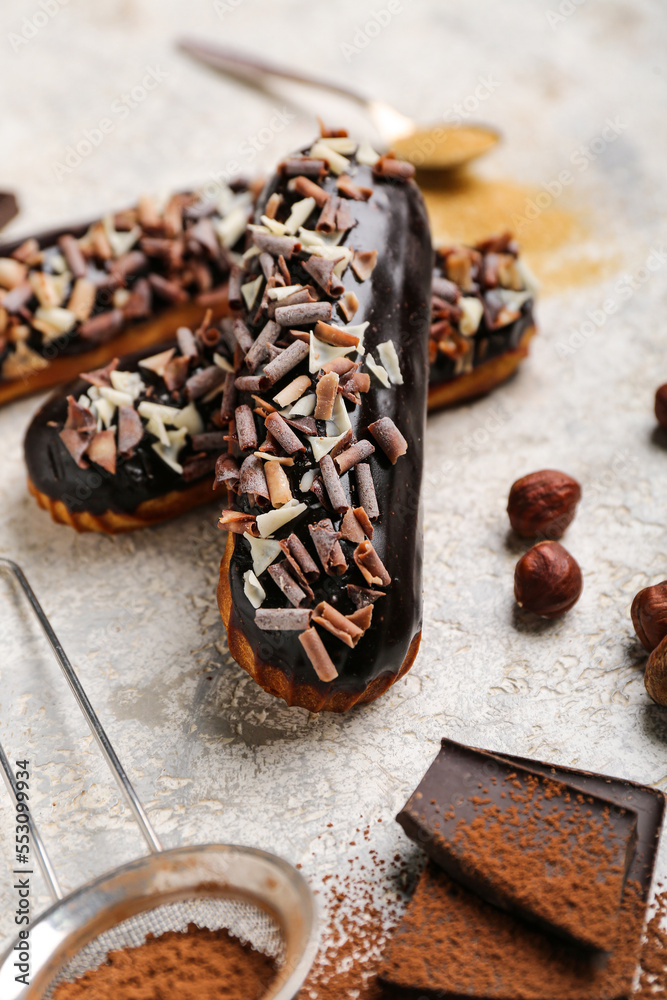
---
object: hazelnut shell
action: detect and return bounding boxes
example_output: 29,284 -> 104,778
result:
514,541 -> 583,619
645,634 -> 667,707
631,582 -> 667,652
507,469 -> 581,540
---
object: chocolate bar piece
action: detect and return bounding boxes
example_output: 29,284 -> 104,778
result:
380,747 -> 665,1000
397,739 -> 638,951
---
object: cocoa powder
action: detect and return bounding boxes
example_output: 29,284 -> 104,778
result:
52,923 -> 276,1000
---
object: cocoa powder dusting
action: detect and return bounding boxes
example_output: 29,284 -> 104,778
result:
636,883 -> 667,995
51,924 -> 276,1000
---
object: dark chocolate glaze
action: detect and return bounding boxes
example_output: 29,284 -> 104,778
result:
24,343 -> 222,515
226,153 -> 432,701
429,306 -> 535,385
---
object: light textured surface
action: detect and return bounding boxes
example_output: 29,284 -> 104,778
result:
1,0 -> 667,975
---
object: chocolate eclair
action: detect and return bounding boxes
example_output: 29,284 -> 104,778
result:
24,322 -> 234,533
213,135 -> 432,712
0,182 -> 257,405
427,232 -> 537,410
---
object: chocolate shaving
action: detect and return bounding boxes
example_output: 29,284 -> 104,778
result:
314,371 -> 339,420
298,627 -> 338,682
148,273 -> 188,304
64,395 -> 96,433
309,518 -> 347,576
274,301 -> 332,327
80,358 -> 119,388
321,357 -> 355,377
255,608 -> 311,631
118,406 -> 144,456
277,254 -> 291,285
264,412 -> 306,454
234,404 -> 258,451
338,290 -> 359,321
340,507 -> 365,544
373,156 -> 416,180
281,533 -> 320,582
233,318 -> 254,355
339,371 -> 370,401
262,339 -> 309,384
334,439 -> 375,475
163,355 -> 190,392
67,278 -> 96,322
312,601 -> 364,648
314,321 -> 359,348
138,347 -> 175,377
353,505 -> 374,539
86,430 -> 116,474
227,265 -> 243,310
244,320 -> 280,373
282,414 -> 317,436
316,196 -> 340,234
259,252 -> 275,281
279,158 -> 327,179
59,428 -> 91,468
109,250 -> 148,283
220,372 -> 237,422
214,453 -> 240,492
355,463 -> 379,520
234,374 -> 271,393
368,416 -> 408,464
239,455 -> 270,505
268,561 -> 307,608
190,431 -> 227,451
57,234 -> 87,279
185,365 -> 226,401
302,256 -> 344,297
78,309 -> 124,343
432,274 -> 460,303
265,460 -> 292,507
335,199 -> 356,232
336,174 -> 373,201
319,454 -> 349,513
181,453 -> 218,482
218,509 -> 257,534
263,192 -> 282,220
292,175 -> 330,206
190,217 -> 219,257
353,539 -> 391,586
347,604 -> 373,631
351,249 -> 378,282
329,428 -> 355,459
252,232 -> 301,259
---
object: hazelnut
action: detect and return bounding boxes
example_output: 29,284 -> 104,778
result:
655,384 -> 667,428
507,470 -> 581,539
514,541 -> 583,618
631,582 -> 667,652
645,634 -> 667,706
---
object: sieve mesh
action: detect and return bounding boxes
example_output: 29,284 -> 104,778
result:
42,895 -> 285,999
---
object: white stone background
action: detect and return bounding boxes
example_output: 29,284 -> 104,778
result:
0,0 -> 667,983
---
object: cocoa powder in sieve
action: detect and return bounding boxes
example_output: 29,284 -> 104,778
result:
51,923 -> 276,1000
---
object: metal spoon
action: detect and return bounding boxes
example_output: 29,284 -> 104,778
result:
178,38 -> 500,171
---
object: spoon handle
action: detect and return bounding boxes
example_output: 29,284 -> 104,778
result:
178,37 -> 370,108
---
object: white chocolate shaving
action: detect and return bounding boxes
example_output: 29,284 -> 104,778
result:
459,297 -> 485,336
309,332 -> 356,373
146,413 -> 170,447
243,570 -> 266,609
321,137 -> 357,155
256,499 -> 307,539
283,197 -> 316,235
268,284 -> 304,301
299,468 -> 317,492
171,402 -> 204,436
243,533 -> 283,578
260,215 -> 289,235
213,352 -> 234,372
377,340 -> 403,385
307,433 -> 346,462
110,369 -> 144,400
99,386 -> 134,408
216,203 -> 251,248
356,139 -> 381,166
241,275 -> 263,311
103,216 -> 141,257
290,392 -> 317,416
365,352 -> 390,387
310,140 -> 350,175
33,307 -> 76,338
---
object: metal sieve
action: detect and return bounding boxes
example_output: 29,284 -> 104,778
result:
0,558 -> 318,999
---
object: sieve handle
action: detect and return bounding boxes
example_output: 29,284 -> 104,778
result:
0,559 -> 163,856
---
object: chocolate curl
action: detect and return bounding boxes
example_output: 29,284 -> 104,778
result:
263,339 -> 309,385
78,309 -> 124,343
58,234 -> 87,279
80,358 -> 119,388
268,287 -> 317,316
298,627 -> 338,682
329,428 -> 355,460
347,604 -> 373,631
338,291 -> 359,322
351,250 -> 378,282
148,273 -> 188,304
279,158 -> 327,179
233,318 -> 254,355
309,518 -> 347,577
336,174 -> 373,201
316,196 -> 340,234
368,417 -> 408,464
432,275 -> 460,303
268,562 -> 307,608
118,406 -> 144,456
228,265 -> 243,310
252,394 -> 278,418
312,601 -> 364,648
235,404 -> 258,451
334,439 -> 375,475
273,374 -> 311,408
64,395 -> 96,433
191,431 -> 227,451
86,429 -> 117,475
355,463 -> 379,520
252,232 -> 301,259
234,374 -> 271,392
239,455 -> 270,505
283,414 -> 317,436
335,199 -> 356,232
265,461 -> 292,507
67,277 -> 97,322
263,192 -> 282,219
122,278 -> 152,320
59,429 -> 91,468
340,508 -> 365,544
340,371 -> 371,402
277,254 -> 291,285
319,455 -> 349,514
185,365 -> 226,401
220,372 -> 237,423
182,453 -> 217,482
354,540 -> 391,587
274,301 -> 332,327
373,156 -> 416,181
292,175 -> 329,206
255,608 -> 311,631
214,453 -> 240,492
264,412 -> 306,454
109,250 -> 148,283
191,217 -> 219,257
259,252 -> 275,280
302,256 -> 344,297
281,533 -> 320,582
321,357 -> 355,377
244,319 -> 280,373
314,371 -> 339,420
314,321 -> 359,348
218,509 -> 258,534
353,506 -> 374,539
163,355 -> 190,392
